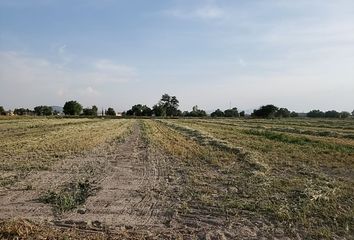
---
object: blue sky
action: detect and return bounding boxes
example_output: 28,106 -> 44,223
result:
1,0 -> 354,112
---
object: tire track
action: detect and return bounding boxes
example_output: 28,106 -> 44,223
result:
62,121 -> 164,229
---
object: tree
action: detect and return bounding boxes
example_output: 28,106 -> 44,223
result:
152,104 -> 164,117
34,106 -> 53,116
252,105 -> 278,118
224,107 -> 239,117
307,110 -> 325,118
105,107 -> 116,116
92,105 -> 98,115
184,106 -> 207,117
153,94 -> 180,117
211,109 -> 224,117
82,105 -> 98,116
63,101 -> 82,115
290,111 -> 299,117
14,108 -> 33,116
239,111 -> 245,117
276,108 -> 290,118
340,111 -> 350,118
352,110 -> 354,116
126,104 -> 152,116
0,106 -> 5,115
324,110 -> 340,118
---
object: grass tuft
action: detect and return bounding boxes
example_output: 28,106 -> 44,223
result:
39,180 -> 95,213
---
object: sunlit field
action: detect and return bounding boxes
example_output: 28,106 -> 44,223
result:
0,117 -> 353,239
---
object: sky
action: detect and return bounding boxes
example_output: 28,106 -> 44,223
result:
0,0 -> 354,112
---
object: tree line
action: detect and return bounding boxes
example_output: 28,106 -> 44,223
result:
1,94 -> 353,118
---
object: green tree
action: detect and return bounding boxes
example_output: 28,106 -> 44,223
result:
126,104 -> 152,116
0,106 -> 5,115
211,109 -> 224,117
184,105 -> 207,117
324,110 -> 340,118
239,111 -> 245,117
340,111 -> 350,118
152,104 -> 164,117
307,110 -> 325,118
290,111 -> 299,117
92,105 -> 98,115
63,101 -> 82,115
224,107 -> 239,117
276,108 -> 290,118
82,105 -> 98,116
34,106 -> 53,116
105,107 -> 116,116
252,105 -> 278,118
14,108 -> 33,115
153,94 -> 180,117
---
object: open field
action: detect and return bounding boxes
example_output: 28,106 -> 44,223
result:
0,117 -> 353,239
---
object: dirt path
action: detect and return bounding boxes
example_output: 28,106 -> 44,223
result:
61,122 -> 164,228
0,122 -> 165,231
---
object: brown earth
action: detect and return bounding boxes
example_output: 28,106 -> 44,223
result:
0,122 -> 275,239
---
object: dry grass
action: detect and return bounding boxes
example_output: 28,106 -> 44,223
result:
0,118 -> 131,187
143,118 -> 354,239
0,117 -> 353,239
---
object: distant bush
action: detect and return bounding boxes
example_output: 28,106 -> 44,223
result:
340,111 -> 350,118
82,105 -> 98,116
224,107 -> 239,117
276,108 -> 291,118
211,109 -> 224,117
126,104 -> 152,116
183,106 -> 207,117
307,110 -> 325,118
307,110 -> 350,118
290,111 -> 299,117
14,108 -> 33,116
34,106 -> 53,116
324,110 -> 340,118
105,107 -> 116,116
252,105 -> 278,118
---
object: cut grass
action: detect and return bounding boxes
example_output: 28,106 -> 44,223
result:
244,129 -> 354,153
145,119 -> 354,239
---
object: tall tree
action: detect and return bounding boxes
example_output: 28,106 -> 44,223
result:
154,94 -> 180,117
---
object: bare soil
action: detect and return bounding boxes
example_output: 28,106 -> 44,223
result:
0,122 -> 277,239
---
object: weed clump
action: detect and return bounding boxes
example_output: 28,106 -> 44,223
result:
39,180 -> 94,213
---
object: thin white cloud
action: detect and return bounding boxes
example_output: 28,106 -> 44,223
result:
79,86 -> 100,97
0,51 -> 137,107
194,5 -> 224,19
163,4 -> 225,20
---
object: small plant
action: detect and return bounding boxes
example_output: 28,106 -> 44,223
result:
39,180 -> 94,213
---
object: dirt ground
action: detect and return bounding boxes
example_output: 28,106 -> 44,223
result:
0,121 -> 289,239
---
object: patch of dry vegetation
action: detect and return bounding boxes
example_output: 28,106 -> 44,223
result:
167,118 -> 354,239
0,118 -> 131,187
